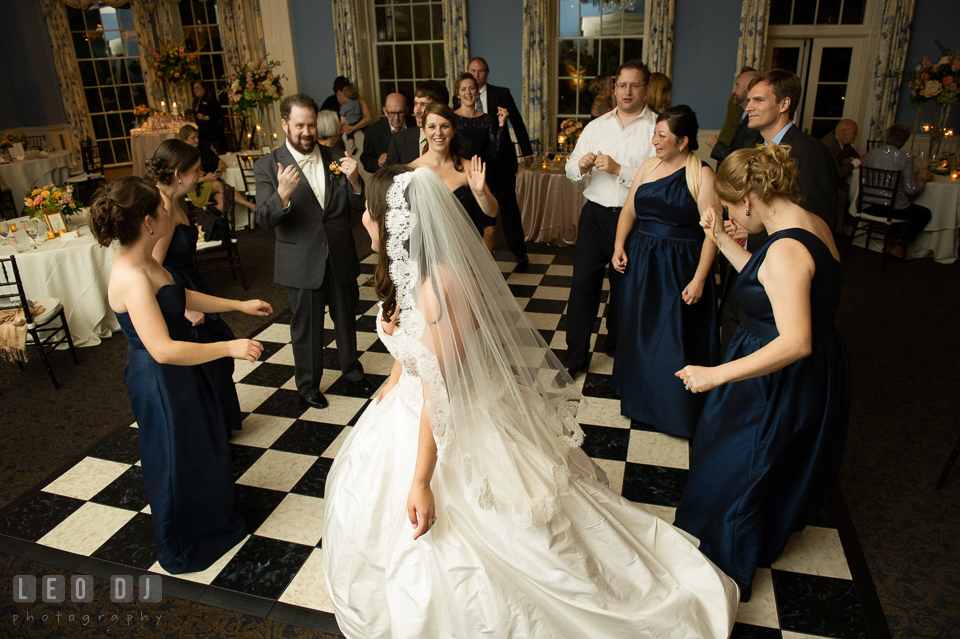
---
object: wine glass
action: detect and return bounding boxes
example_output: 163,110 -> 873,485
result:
0,225 -> 8,241
25,222 -> 39,246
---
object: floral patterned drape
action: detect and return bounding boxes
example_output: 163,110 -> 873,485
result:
129,0 -> 181,108
737,0 -> 770,73
521,0 -> 547,147
331,0 -> 363,86
41,0 -> 96,160
441,0 -> 470,86
647,0 -> 675,76
867,0 -> 916,139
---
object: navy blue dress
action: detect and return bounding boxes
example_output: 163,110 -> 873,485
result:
673,228 -> 850,601
613,168 -> 718,437
116,281 -> 247,574
457,113 -> 503,164
453,185 -> 495,235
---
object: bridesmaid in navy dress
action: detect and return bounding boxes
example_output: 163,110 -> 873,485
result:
673,145 -> 850,601
611,106 -> 719,438
90,177 -> 272,574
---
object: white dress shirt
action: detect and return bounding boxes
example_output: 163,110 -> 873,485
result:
286,140 -> 325,205
478,85 -> 488,114
565,106 -> 657,208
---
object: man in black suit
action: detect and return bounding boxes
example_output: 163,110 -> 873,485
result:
706,67 -> 763,167
821,119 -> 861,229
385,81 -> 449,165
360,92 -> 416,174
255,94 -> 373,410
468,57 -> 533,270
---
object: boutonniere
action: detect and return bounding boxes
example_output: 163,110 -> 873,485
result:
329,161 -> 342,178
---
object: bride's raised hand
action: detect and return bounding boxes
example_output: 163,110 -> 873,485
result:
408,483 -> 436,540
466,155 -> 486,194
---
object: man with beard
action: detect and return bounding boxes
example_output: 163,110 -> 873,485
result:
255,94 -> 374,410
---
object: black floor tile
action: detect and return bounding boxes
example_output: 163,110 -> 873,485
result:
87,426 -> 141,465
355,315 -> 378,333
366,338 -> 389,353
229,444 -> 267,481
621,462 -> 688,508
580,424 -> 629,461
582,372 -> 618,400
537,329 -> 555,344
90,512 -> 158,569
239,363 -> 296,388
524,262 -> 550,274
356,299 -> 377,316
89,466 -> 148,512
233,484 -> 288,532
524,298 -> 568,314
807,497 -> 836,529
539,274 -> 574,288
731,623 -> 782,639
0,492 -> 86,541
253,389 -> 308,419
550,252 -> 575,265
509,284 -> 538,298
255,340 -> 286,361
290,457 -> 335,499
270,421 -> 346,457
210,535 -> 313,599
773,569 -> 869,639
325,373 -> 388,398
348,399 -> 373,426
322,349 -> 342,370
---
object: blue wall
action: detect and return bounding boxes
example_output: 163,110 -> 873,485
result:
0,0 -> 66,128
894,0 -> 960,130
673,0 -> 743,128
466,0 -> 524,98
290,0 -> 339,105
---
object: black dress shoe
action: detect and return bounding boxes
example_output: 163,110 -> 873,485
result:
514,257 -> 530,273
564,366 -> 581,379
351,378 -> 375,395
302,392 -> 328,409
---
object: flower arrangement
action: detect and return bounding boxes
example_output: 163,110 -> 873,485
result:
221,58 -> 285,116
22,184 -> 79,221
148,41 -> 200,85
329,161 -> 342,178
558,118 -> 584,148
909,44 -> 959,106
134,105 -> 151,118
1,131 -> 27,150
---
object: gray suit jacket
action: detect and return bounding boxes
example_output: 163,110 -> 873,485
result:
254,144 -> 364,290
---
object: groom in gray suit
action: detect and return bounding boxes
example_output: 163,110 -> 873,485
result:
255,93 -> 373,409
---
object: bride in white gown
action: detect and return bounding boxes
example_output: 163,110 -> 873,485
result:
323,165 -> 738,639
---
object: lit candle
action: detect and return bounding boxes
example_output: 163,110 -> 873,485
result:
46,230 -> 55,239
256,124 -> 261,132
922,124 -> 931,132
952,171 -> 959,180
171,102 -> 179,117
160,100 -> 166,112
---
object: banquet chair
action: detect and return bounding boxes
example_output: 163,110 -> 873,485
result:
192,183 -> 248,290
844,166 -> 908,270
0,255 -> 79,390
66,137 -> 105,206
236,153 -> 261,233
866,139 -> 885,151
0,188 -> 16,220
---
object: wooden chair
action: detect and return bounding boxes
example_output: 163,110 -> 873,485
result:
236,153 -> 261,232
193,182 -> 248,290
0,255 -> 79,389
866,139 -> 884,151
66,137 -> 106,206
844,166 -> 909,270
0,189 -> 17,220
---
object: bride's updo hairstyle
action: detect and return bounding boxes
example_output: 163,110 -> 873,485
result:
420,103 -> 466,172
656,105 -> 700,151
144,139 -> 200,185
89,176 -> 163,247
367,164 -> 416,320
714,144 -> 800,206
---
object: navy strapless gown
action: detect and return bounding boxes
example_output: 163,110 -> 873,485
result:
116,282 -> 247,574
453,185 -> 495,236
613,168 -> 718,437
673,228 -> 851,601
163,222 -> 235,339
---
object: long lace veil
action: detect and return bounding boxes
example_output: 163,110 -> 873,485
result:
385,168 -> 596,529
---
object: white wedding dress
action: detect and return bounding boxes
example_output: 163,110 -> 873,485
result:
322,168 -> 738,639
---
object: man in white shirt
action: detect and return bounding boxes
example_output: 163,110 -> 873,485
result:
255,94 -> 372,410
563,60 -> 657,377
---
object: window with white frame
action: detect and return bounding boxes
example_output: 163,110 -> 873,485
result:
178,0 -> 229,111
371,0 -> 446,108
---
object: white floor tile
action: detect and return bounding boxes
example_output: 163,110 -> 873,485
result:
237,449 -> 317,492
43,457 -> 130,501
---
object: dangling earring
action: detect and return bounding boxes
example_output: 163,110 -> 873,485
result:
178,179 -> 182,185
745,207 -> 750,216
149,229 -> 154,235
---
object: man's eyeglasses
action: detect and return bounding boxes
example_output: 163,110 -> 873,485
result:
385,111 -> 406,117
616,83 -> 647,90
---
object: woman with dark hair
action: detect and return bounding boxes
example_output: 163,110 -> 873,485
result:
191,81 -> 227,151
673,144 -> 850,601
611,105 -> 719,438
453,72 -> 507,164
321,164 -> 738,638
90,176 -> 271,574
410,103 -> 499,251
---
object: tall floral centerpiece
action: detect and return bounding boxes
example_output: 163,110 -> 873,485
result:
148,41 -> 200,113
909,43 -> 959,166
558,118 -> 584,153
222,59 -> 286,149
23,184 -> 79,233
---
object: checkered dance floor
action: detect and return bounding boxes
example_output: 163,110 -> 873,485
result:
0,251 -> 887,638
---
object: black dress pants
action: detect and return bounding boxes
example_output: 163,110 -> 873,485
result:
865,202 -> 932,242
489,167 -> 528,261
287,262 -> 363,398
565,200 -> 622,372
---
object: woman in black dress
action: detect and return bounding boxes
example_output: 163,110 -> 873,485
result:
453,72 -> 507,165
191,81 -> 227,152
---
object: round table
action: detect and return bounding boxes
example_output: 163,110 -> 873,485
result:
0,151 -> 73,215
516,165 -> 587,247
130,123 -> 189,177
1,214 -> 119,347
848,169 -> 960,264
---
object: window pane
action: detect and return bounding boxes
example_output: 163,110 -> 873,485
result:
98,141 -> 114,166
771,46 -> 801,73
91,114 -> 109,140
811,119 -> 838,140
83,6 -> 101,31
813,84 -> 846,118
123,32 -> 139,57
90,33 -> 109,58
131,84 -> 148,106
395,44 -> 413,78
85,88 -> 103,113
816,0 -> 842,24
117,7 -> 134,30
412,5 -> 431,40
115,58 -> 129,84
600,7 -> 622,36
378,46 -> 396,79
79,61 -> 97,87
792,0 -> 816,24
126,58 -> 144,84
432,42 -> 445,79
117,85 -> 134,110
375,7 -> 392,42
580,39 -> 599,76
113,139 -> 130,164
559,0 -> 579,37
579,2 -> 601,37
179,0 -> 192,25
380,81 -> 395,102
101,87 -> 119,112
95,60 -> 113,86
818,48 -> 852,82
212,54 -> 225,78
558,39 -> 579,78
103,30 -> 122,56
431,4 -> 443,40
558,78 -> 578,114
841,0 -> 865,24
72,32 -> 91,59
622,2 -> 645,36
200,54 -> 214,79
107,113 -> 125,138
397,81 -> 415,104
599,39 -> 621,76
769,0 -> 792,24
413,43 -> 432,78
121,111 -> 135,133
623,38 -> 643,62
393,5 -> 412,42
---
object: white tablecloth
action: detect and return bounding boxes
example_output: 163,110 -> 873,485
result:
848,168 -> 960,264
220,152 -> 254,230
1,215 -> 119,347
516,165 -> 587,247
0,151 -> 73,214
